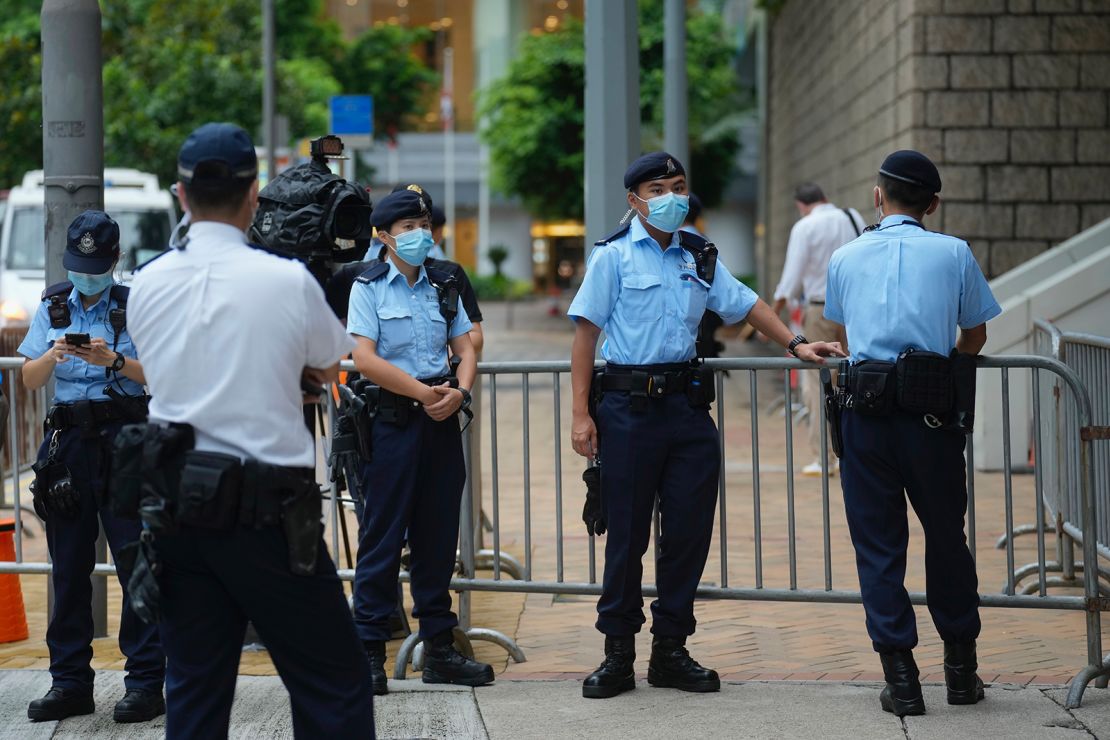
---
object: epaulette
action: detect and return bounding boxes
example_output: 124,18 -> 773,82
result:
355,261 -> 390,284
42,281 -> 73,301
677,230 -> 718,284
134,249 -> 171,272
594,222 -> 631,247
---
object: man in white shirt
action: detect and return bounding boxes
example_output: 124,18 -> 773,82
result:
128,123 -> 373,738
772,183 -> 865,476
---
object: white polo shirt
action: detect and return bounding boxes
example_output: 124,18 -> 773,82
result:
128,221 -> 354,468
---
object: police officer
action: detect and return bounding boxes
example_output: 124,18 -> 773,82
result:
19,210 -> 165,723
127,123 -> 372,737
569,152 -> 845,699
348,189 -> 492,695
824,150 -> 1001,716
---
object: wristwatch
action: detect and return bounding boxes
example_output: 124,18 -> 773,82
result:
110,352 -> 126,372
458,387 -> 472,411
787,334 -> 809,358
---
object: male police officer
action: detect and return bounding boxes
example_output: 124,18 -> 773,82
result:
569,152 -> 844,699
20,211 -> 164,723
127,123 -> 373,738
824,150 -> 1000,716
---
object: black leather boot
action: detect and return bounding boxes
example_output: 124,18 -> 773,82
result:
647,636 -> 720,693
582,635 -> 636,699
879,650 -> 926,716
944,641 -> 985,705
27,686 -> 95,722
421,632 -> 495,687
365,641 -> 389,696
113,688 -> 166,723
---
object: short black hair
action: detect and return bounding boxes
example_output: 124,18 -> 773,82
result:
685,193 -> 703,224
183,162 -> 253,214
877,173 -> 934,212
793,182 -> 826,205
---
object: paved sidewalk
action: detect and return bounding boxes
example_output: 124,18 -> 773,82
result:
1,669 -> 1108,739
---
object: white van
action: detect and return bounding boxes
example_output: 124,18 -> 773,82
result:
0,168 -> 175,326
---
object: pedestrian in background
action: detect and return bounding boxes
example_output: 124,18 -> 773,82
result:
772,182 -> 864,476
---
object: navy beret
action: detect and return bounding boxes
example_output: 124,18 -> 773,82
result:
879,149 -> 942,193
371,190 -> 430,230
390,182 -> 435,212
178,122 -> 258,184
64,210 -> 120,273
624,151 -> 686,190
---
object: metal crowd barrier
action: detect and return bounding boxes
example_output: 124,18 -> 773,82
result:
1,354 -> 1108,707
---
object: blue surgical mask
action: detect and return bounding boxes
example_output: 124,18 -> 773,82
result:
635,192 -> 690,233
68,270 -> 115,297
389,228 -> 434,267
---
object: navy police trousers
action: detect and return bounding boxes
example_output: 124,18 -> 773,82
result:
156,526 -> 373,739
36,425 -> 163,694
596,392 -> 720,637
839,408 -> 982,652
353,412 -> 465,642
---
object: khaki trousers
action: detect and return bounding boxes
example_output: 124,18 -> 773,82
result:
802,304 -> 841,461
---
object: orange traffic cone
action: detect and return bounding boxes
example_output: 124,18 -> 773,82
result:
0,519 -> 29,643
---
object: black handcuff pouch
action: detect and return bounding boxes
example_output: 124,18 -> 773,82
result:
895,349 -> 954,416
848,360 -> 897,416
177,450 -> 243,530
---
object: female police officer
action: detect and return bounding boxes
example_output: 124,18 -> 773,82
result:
569,152 -> 845,699
19,210 -> 164,723
348,189 -> 492,695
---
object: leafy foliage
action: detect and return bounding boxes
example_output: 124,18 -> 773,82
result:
0,1 -> 436,188
478,3 -> 749,222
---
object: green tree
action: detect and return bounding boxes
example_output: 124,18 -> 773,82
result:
478,4 -> 749,221
335,24 -> 439,144
0,2 -> 42,187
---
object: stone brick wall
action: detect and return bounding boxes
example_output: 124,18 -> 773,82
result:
764,0 -> 1110,288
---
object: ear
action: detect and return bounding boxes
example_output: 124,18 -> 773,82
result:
176,181 -> 190,212
627,190 -> 637,210
377,228 -> 395,248
925,194 -> 940,216
873,186 -> 882,210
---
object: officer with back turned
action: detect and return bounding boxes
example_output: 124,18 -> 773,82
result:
568,152 -> 845,699
824,150 -> 1001,716
20,211 -> 164,724
126,123 -> 372,738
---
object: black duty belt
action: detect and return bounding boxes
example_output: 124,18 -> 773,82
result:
601,362 -> 694,397
48,397 -> 150,432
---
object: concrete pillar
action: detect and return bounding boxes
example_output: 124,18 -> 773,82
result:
663,0 -> 689,174
584,0 -> 640,251
41,0 -> 107,638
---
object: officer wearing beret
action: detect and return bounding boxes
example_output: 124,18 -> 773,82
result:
128,123 -> 372,737
348,189 -> 492,695
824,150 -> 1001,716
569,152 -> 845,699
19,210 -> 165,723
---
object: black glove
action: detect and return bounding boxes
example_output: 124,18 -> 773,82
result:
31,460 -> 80,519
582,464 -> 606,536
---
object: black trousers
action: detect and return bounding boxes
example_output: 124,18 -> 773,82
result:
353,413 -> 465,642
839,408 -> 982,652
595,392 -> 720,637
36,425 -> 164,693
156,526 -> 373,739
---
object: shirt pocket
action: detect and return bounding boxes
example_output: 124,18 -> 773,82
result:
378,305 -> 414,354
428,308 -> 449,346
619,273 -> 663,321
680,273 -> 711,324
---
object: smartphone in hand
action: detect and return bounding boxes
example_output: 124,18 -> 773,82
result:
64,333 -> 91,347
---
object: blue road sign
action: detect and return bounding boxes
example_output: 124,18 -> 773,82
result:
330,95 -> 374,136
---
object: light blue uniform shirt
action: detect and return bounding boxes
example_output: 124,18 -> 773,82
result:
568,217 -> 758,365
17,284 -> 144,403
347,259 -> 473,379
824,215 -> 1001,362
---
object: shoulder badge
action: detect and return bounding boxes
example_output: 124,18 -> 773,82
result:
355,262 -> 390,284
594,222 -> 631,247
41,281 -> 73,301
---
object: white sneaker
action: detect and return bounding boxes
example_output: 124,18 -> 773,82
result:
801,460 -> 838,477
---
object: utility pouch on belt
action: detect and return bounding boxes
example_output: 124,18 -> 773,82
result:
685,363 -> 716,410
848,360 -> 897,416
280,477 -> 322,576
588,367 -> 604,420
895,349 -> 954,416
177,450 -> 243,530
109,425 -> 147,520
951,351 -> 978,434
141,423 -> 196,505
